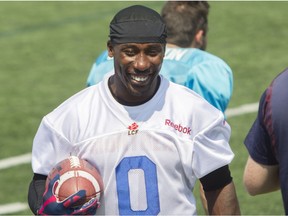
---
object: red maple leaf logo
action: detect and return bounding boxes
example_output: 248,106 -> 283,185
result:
128,122 -> 138,130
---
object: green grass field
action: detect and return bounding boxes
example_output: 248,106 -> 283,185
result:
1,1 -> 288,215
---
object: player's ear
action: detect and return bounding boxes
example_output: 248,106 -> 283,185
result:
193,30 -> 207,50
107,40 -> 114,57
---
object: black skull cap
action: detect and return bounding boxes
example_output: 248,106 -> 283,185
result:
109,5 -> 167,44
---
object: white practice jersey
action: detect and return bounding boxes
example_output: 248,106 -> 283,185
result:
32,75 -> 234,215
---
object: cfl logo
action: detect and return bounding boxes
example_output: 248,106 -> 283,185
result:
128,122 -> 139,136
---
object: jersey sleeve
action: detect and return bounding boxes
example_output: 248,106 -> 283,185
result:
31,117 -> 74,175
244,89 -> 278,165
192,114 -> 234,178
187,61 -> 233,113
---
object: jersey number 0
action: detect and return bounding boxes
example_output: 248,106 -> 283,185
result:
116,156 -> 160,215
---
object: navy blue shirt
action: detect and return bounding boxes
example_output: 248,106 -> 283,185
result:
244,68 -> 288,214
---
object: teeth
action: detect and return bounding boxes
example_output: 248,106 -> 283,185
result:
131,75 -> 148,82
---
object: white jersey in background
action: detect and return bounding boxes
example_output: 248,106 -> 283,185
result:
32,75 -> 234,215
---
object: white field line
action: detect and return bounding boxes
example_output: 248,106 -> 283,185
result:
0,152 -> 31,170
226,102 -> 259,118
0,102 -> 259,214
0,202 -> 29,214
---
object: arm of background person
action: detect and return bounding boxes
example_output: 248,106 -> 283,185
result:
243,156 -> 280,195
199,183 -> 209,215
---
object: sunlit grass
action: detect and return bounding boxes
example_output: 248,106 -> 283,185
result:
0,1 -> 287,215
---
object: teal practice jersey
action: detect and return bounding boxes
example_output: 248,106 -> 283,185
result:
86,47 -> 233,113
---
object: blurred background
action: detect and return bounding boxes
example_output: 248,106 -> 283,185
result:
0,1 -> 287,215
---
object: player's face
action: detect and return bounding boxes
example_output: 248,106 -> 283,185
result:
108,42 -> 165,105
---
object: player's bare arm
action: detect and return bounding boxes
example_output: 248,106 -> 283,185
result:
243,156 -> 280,195
205,181 -> 240,215
200,165 -> 240,215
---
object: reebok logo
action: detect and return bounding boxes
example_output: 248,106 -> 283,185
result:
165,119 -> 191,135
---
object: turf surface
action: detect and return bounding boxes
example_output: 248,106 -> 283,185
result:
1,1 -> 287,215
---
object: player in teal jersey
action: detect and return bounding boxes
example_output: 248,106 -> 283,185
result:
86,1 -> 233,113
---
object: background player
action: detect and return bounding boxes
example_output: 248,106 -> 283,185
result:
28,5 -> 240,215
243,67 -> 288,214
86,1 -> 233,114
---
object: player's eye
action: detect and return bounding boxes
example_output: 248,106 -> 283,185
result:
146,50 -> 160,57
123,48 -> 137,57
145,46 -> 163,57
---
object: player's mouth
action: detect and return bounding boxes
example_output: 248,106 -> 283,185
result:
130,74 -> 149,84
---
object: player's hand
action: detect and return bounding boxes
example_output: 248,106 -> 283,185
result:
38,174 -> 100,215
71,197 -> 100,215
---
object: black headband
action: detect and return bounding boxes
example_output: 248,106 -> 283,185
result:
109,5 -> 167,44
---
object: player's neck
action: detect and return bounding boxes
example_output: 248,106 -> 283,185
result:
166,43 -> 194,49
166,43 -> 179,48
